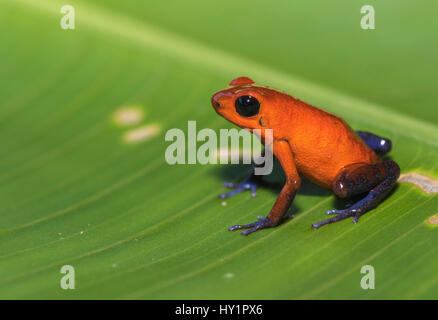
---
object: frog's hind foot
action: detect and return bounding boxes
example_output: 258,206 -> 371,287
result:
312,210 -> 356,229
312,206 -> 365,229
219,177 -> 261,199
356,130 -> 392,155
312,160 -> 400,229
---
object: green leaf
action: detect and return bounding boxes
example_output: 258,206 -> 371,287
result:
0,0 -> 437,299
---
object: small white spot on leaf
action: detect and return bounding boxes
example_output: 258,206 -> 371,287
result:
124,124 -> 161,143
113,106 -> 144,126
426,214 -> 438,227
398,173 -> 438,194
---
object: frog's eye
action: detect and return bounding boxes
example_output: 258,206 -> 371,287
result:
235,95 -> 260,117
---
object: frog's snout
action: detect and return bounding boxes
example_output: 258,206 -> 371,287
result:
211,92 -> 224,110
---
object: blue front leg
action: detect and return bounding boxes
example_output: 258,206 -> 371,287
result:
219,148 -> 266,199
219,175 -> 261,199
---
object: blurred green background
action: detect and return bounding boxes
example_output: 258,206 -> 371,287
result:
0,0 -> 437,299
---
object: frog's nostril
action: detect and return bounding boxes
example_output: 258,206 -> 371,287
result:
212,95 -> 221,108
212,92 -> 225,109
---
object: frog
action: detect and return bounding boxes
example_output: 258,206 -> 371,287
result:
211,76 -> 400,236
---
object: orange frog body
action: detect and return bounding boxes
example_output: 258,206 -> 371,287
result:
212,77 -> 400,235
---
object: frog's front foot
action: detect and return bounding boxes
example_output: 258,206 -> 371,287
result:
229,215 -> 293,236
228,216 -> 277,236
219,177 -> 260,199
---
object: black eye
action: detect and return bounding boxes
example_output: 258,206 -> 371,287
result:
235,95 -> 260,117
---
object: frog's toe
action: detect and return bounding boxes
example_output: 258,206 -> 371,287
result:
219,179 -> 259,199
312,210 -> 356,229
219,186 -> 247,199
326,208 -> 359,215
229,216 -> 275,236
326,209 -> 343,215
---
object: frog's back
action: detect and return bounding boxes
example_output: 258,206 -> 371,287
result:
285,99 -> 380,189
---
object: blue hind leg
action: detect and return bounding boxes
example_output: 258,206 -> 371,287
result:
311,160 -> 400,229
356,131 -> 392,155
